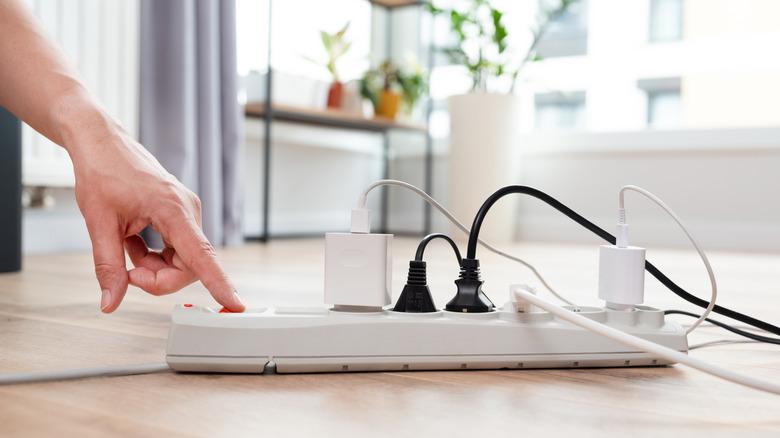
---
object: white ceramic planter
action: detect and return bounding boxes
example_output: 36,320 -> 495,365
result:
448,92 -> 522,243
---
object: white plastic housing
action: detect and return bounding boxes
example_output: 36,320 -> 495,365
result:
350,208 -> 371,234
324,232 -> 392,308
166,304 -> 687,373
598,244 -> 646,307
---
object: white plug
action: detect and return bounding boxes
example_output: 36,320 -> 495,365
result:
505,284 -> 543,313
350,208 -> 371,234
598,208 -> 646,311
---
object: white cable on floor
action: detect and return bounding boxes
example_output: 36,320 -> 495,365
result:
358,179 -> 575,306
619,185 -> 717,335
514,288 -> 780,396
689,340 -> 760,350
0,363 -> 170,385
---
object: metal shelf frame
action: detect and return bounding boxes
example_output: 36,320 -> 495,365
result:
252,0 -> 434,241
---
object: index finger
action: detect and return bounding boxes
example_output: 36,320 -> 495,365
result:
163,218 -> 245,312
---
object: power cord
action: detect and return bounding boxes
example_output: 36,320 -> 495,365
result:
394,233 -> 462,313
357,180 -> 575,305
415,233 -> 462,264
0,363 -> 170,385
689,340 -> 760,350
462,184 -> 780,336
618,185 -> 717,335
514,288 -> 780,396
665,310 -> 780,345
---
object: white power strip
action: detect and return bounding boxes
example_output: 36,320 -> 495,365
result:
166,304 -> 688,374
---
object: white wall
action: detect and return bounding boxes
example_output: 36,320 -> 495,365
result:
242,120 -> 385,236
382,127 -> 780,253
22,0 -> 139,187
514,128 -> 780,252
21,0 -> 139,254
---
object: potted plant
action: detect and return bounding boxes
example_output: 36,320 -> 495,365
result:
315,22 -> 352,109
428,0 -> 576,241
398,56 -> 428,118
360,59 -> 427,120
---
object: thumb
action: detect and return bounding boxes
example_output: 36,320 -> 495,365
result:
86,218 -> 129,313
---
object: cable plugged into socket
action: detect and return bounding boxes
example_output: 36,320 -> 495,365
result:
445,258 -> 494,313
598,208 -> 646,311
394,233 -> 463,313
392,260 -> 437,313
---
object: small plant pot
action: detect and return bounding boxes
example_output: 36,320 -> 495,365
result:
375,90 -> 401,119
326,81 -> 344,109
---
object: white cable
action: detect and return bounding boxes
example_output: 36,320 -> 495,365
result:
619,185 -> 717,335
0,363 -> 170,385
689,339 -> 760,350
514,288 -> 780,396
357,179 -> 575,306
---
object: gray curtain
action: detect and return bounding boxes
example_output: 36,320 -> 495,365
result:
139,0 -> 243,246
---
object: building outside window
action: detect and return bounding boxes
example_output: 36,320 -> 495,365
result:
647,90 -> 682,128
535,91 -> 586,130
649,0 -> 683,42
535,0 -> 589,58
638,77 -> 682,128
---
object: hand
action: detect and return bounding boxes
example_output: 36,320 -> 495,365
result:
63,105 -> 245,313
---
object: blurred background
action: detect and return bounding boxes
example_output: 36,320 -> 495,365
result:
15,0 -> 780,256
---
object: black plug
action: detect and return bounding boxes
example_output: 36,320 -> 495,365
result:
444,258 -> 494,313
393,260 -> 437,313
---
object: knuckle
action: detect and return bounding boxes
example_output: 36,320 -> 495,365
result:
197,240 -> 217,259
94,262 -> 121,285
190,192 -> 202,211
182,239 -> 217,269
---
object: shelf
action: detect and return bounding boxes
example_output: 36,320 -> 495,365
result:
368,0 -> 423,9
245,102 -> 427,133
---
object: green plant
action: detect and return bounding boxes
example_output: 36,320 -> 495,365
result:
360,59 -> 428,115
398,57 -> 427,114
428,0 -> 577,92
316,22 -> 352,82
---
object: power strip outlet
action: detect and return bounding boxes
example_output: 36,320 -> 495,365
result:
166,304 -> 688,374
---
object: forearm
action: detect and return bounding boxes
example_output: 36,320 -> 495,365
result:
0,0 -> 115,151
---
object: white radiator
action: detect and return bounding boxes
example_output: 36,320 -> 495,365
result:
21,0 -> 139,187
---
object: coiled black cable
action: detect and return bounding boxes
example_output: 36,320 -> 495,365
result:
466,185 -> 780,336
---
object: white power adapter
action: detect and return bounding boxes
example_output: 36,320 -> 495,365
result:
598,219 -> 646,310
324,208 -> 392,309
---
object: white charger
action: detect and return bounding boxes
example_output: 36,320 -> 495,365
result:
323,208 -> 392,310
598,220 -> 646,310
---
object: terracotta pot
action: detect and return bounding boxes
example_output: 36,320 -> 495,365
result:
376,90 -> 401,119
326,81 -> 343,109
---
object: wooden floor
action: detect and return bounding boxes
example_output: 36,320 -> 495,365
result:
1,238 -> 778,437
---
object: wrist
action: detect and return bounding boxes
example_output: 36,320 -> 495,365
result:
51,90 -> 122,157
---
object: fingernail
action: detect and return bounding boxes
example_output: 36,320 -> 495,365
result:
233,290 -> 245,310
101,289 -> 112,311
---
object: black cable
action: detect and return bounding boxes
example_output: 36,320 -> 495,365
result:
466,185 -> 780,336
415,233 -> 462,264
665,310 -> 780,345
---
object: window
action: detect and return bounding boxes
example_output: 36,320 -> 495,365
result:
236,0 -> 372,81
647,91 -> 682,128
649,0 -> 683,42
535,91 -> 586,130
535,0 -> 589,58
639,77 -> 682,128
